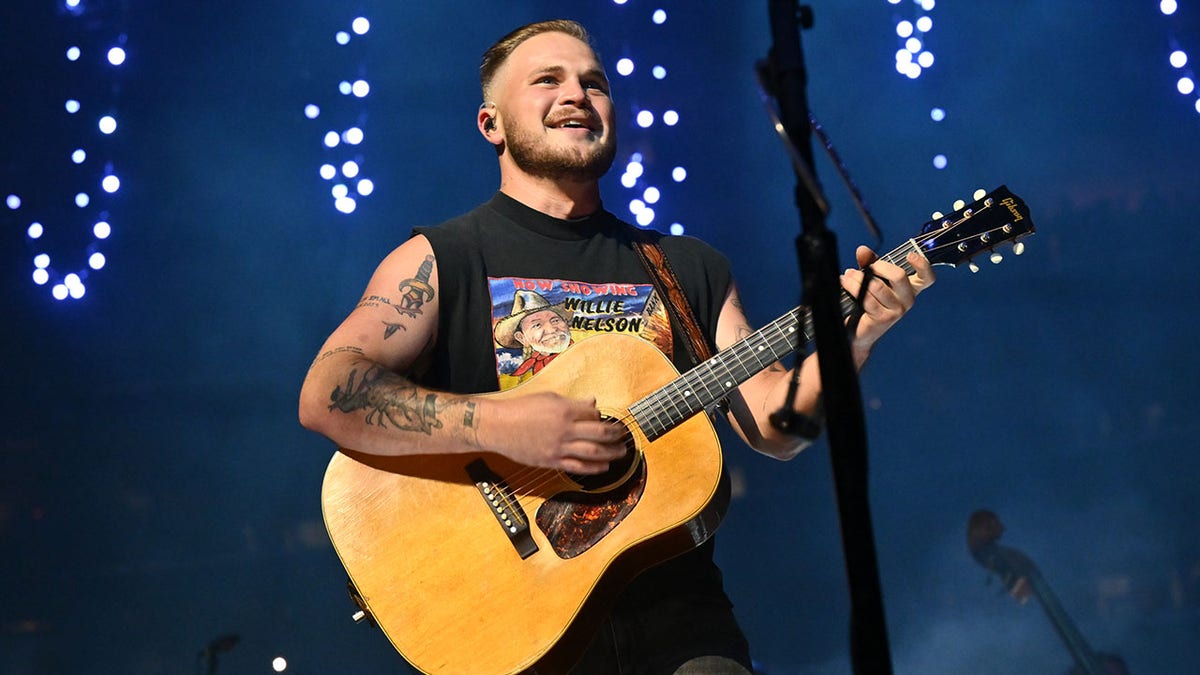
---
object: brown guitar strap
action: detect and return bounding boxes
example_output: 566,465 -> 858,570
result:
632,237 -> 714,366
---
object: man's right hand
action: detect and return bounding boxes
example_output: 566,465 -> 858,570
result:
480,393 -> 628,474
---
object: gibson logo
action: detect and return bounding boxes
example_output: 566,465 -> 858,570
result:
1000,196 -> 1024,222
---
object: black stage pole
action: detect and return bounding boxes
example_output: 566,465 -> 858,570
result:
759,2 -> 894,673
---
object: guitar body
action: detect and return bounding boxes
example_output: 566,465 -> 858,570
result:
321,334 -> 727,674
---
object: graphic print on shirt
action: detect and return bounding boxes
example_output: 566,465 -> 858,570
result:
489,277 -> 673,391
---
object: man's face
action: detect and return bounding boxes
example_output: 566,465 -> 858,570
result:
514,309 -> 572,354
491,31 -> 617,181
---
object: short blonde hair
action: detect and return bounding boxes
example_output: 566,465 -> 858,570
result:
479,20 -> 593,100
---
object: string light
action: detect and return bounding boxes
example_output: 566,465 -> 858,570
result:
891,0 -> 936,80
1161,1 -> 1199,115
610,5 -> 688,232
306,16 -> 375,214
14,0 -> 127,301
887,1 -> 950,172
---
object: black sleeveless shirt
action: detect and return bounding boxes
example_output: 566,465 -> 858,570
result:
411,191 -> 739,624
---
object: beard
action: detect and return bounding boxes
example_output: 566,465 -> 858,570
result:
505,115 -> 617,182
528,328 -> 572,354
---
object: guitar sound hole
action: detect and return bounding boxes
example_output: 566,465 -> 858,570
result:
565,416 -> 640,493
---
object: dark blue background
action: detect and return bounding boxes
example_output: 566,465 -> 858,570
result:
3,2 -> 1198,673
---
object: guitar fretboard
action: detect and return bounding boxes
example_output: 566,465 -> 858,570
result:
629,240 -> 923,440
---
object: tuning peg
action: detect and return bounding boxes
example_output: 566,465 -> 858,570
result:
1013,242 -> 1025,255
953,199 -> 966,211
990,252 -> 1003,264
973,188 -> 986,200
931,210 -> 944,220
968,261 -> 980,273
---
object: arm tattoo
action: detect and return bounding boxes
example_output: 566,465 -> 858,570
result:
365,255 -> 436,338
327,365 -> 446,435
395,255 -> 435,318
310,345 -> 365,369
356,295 -> 394,310
383,321 -> 407,339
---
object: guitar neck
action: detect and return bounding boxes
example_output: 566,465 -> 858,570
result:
630,239 -> 924,440
1024,567 -> 1107,675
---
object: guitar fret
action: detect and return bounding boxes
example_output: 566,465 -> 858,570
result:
629,236 -> 961,442
632,307 -> 806,440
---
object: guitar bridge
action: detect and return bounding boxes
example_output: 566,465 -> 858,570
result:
466,458 -> 538,559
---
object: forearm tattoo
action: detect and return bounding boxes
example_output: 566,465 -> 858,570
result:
327,365 -> 445,435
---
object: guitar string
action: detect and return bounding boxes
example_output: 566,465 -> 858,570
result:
495,230 -> 933,500
494,227 -> 1010,509
495,309 -> 804,508
489,209 -> 1020,515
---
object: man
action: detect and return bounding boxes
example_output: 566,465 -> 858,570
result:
299,19 -> 934,674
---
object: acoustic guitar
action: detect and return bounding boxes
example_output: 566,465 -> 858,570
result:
322,187 -> 1035,674
968,510 -> 1130,674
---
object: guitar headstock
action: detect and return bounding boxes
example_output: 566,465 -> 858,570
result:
917,186 -> 1035,272
968,509 -> 1036,603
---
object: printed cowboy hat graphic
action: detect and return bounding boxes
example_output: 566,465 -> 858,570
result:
493,290 -> 574,349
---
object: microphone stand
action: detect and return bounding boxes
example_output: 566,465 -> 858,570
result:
758,2 -> 893,673
196,633 -> 240,675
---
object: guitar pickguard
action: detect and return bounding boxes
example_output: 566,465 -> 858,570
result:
536,461 -> 647,559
